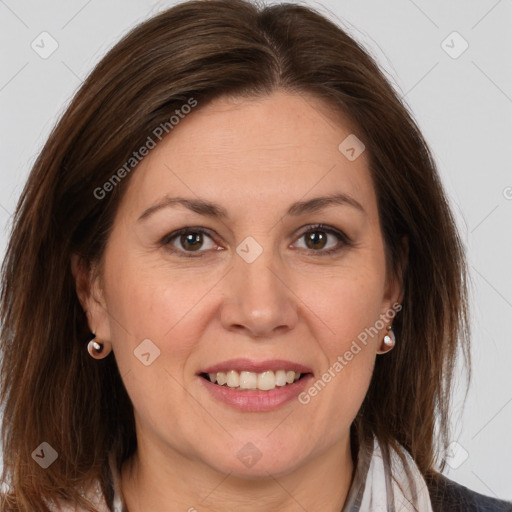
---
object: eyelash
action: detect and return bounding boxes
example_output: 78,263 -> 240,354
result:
159,224 -> 353,259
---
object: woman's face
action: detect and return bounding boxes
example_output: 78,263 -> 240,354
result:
80,90 -> 401,478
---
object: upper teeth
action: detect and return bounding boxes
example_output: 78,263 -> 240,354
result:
207,370 -> 302,391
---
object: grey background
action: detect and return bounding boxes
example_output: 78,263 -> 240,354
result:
1,0 -> 511,500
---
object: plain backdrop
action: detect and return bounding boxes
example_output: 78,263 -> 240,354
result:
0,0 -> 511,501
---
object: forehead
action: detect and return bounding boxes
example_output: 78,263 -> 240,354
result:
118,90 -> 377,221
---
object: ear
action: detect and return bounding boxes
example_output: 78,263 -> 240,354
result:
71,253 -> 112,342
383,235 -> 408,311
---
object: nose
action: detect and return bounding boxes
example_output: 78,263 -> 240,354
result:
220,246 -> 299,339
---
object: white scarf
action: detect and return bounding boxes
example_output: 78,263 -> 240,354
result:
342,434 -> 434,512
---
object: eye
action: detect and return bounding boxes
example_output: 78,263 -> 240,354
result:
160,223 -> 352,258
160,227 -> 218,257
292,224 -> 352,255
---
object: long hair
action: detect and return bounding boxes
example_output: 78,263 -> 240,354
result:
0,0 -> 470,510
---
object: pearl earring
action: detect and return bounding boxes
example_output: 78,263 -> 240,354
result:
87,335 -> 111,359
382,325 -> 396,352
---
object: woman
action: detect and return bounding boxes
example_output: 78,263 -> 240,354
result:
1,0 -> 510,510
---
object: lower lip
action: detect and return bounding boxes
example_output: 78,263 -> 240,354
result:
198,374 -> 314,412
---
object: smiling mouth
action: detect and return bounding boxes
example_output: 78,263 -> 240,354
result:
200,370 -> 310,391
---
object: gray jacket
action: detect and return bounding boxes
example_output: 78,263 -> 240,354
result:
426,473 -> 512,511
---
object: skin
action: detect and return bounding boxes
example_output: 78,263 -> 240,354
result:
72,90 -> 403,512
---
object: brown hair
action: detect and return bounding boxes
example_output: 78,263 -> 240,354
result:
0,0 -> 470,510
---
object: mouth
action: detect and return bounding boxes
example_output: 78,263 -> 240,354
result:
199,369 -> 311,391
197,358 -> 314,392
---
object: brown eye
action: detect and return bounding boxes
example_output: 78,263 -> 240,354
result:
161,227 -> 217,257
304,231 -> 329,250
179,232 -> 204,251
294,224 -> 352,256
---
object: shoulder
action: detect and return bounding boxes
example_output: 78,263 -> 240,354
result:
425,472 -> 512,512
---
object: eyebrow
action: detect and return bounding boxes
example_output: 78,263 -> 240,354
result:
137,192 -> 366,222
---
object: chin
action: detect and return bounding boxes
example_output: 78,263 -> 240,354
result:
196,438 -> 309,479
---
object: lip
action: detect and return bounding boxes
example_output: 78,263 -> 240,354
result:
198,373 -> 314,412
198,358 -> 313,375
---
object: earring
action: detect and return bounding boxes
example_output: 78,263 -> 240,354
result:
379,325 -> 396,354
87,335 -> 112,359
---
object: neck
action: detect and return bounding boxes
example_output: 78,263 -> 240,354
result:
120,431 -> 356,512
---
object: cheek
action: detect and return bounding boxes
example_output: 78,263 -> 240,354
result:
303,268 -> 386,352
103,256 -> 206,436
104,249 -> 211,341
295,270 -> 383,421
298,310 -> 376,442
100,256 -> 209,412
